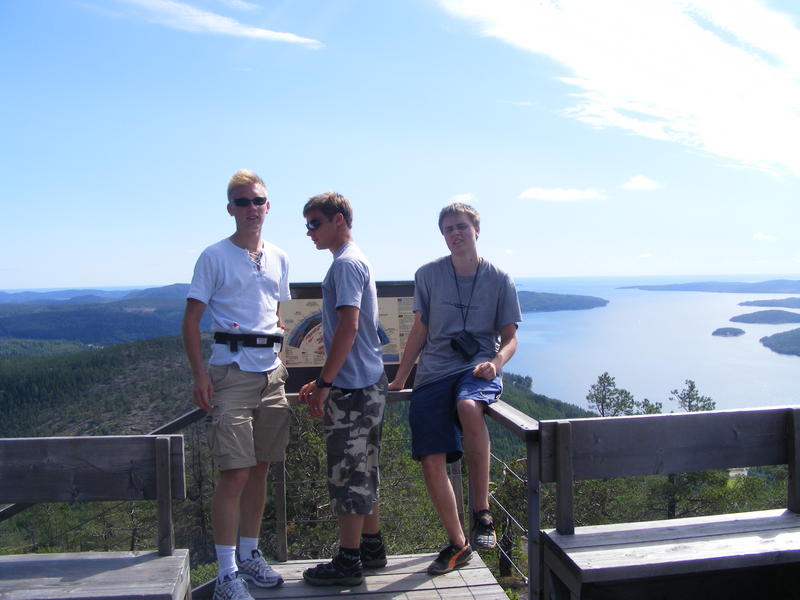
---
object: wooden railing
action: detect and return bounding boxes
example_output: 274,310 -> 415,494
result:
1,390 -> 543,599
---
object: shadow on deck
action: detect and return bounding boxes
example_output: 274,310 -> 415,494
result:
196,553 -> 507,599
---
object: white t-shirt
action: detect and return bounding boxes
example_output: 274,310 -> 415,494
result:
187,238 -> 291,372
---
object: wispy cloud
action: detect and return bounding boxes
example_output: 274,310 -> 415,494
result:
754,231 -> 777,241
622,175 -> 661,191
451,192 -> 477,204
438,1 -> 800,176
518,187 -> 607,202
118,0 -> 322,47
639,252 -> 653,259
216,0 -> 259,11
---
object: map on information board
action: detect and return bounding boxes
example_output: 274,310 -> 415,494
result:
279,296 -> 415,368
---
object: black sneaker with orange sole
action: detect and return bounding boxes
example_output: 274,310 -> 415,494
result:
426,543 -> 473,575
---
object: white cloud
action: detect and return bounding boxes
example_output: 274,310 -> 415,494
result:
622,175 -> 662,191
438,0 -> 800,176
217,0 -> 259,10
754,231 -> 777,241
518,187 -> 607,202
119,0 -> 322,47
639,252 -> 654,259
505,248 -> 514,255
451,192 -> 477,203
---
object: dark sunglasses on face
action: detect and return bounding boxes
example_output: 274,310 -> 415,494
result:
305,217 -> 325,231
231,196 -> 267,207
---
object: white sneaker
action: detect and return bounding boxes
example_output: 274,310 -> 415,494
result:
213,572 -> 253,600
237,549 -> 284,588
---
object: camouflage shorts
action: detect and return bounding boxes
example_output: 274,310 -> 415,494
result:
323,373 -> 387,515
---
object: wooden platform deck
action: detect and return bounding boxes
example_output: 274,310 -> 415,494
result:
0,549 -> 191,600
236,553 -> 508,600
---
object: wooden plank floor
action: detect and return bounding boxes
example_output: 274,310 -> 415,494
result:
0,549 -> 191,600
246,553 -> 508,599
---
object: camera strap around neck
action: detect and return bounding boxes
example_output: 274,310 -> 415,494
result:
450,257 -> 481,331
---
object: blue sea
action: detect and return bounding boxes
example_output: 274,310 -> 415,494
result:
505,275 -> 800,411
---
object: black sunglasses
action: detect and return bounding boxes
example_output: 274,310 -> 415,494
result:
231,196 -> 267,207
305,217 -> 326,231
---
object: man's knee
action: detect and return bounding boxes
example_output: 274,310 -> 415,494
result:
458,401 -> 487,430
217,466 -> 255,494
420,454 -> 447,477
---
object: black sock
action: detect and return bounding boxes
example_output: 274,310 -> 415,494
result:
337,547 -> 361,566
361,531 -> 383,545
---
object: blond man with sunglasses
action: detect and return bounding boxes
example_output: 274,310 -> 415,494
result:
182,169 -> 290,600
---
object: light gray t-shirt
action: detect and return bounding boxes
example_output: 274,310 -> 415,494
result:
322,241 -> 385,389
413,256 -> 522,388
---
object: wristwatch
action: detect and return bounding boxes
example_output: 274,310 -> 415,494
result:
315,376 -> 333,388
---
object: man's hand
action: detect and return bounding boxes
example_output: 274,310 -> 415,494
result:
472,361 -> 498,380
300,380 -> 329,419
387,379 -> 406,391
192,370 -> 215,412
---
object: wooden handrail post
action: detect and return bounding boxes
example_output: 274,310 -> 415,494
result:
526,435 -> 541,600
155,436 -> 175,557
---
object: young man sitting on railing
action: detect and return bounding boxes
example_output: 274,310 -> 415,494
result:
389,202 -> 521,575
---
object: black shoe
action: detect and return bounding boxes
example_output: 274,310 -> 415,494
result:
471,510 -> 497,549
360,538 -> 387,569
302,555 -> 363,586
427,542 -> 473,575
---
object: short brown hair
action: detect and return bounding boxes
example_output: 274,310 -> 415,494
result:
227,169 -> 266,201
438,202 -> 480,232
303,191 -> 353,229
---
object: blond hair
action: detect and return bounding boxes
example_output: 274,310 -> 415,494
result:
227,169 -> 267,201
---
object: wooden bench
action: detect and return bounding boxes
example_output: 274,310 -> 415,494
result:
538,406 -> 800,599
0,435 -> 190,600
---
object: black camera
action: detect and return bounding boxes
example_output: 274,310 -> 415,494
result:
450,330 -> 480,361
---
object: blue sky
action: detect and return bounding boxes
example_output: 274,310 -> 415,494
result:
1,0 -> 798,290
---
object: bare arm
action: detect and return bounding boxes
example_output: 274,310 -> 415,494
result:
473,322 -> 518,380
182,298 -> 214,411
299,305 -> 360,418
388,311 -> 427,390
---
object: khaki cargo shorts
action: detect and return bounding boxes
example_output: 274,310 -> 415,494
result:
205,362 -> 291,471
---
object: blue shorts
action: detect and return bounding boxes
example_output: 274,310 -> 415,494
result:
409,369 -> 503,463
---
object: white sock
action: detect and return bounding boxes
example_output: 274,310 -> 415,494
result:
238,537 -> 259,562
215,544 -> 237,581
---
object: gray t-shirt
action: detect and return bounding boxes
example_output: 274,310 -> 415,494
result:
322,241 -> 385,389
413,256 -> 522,388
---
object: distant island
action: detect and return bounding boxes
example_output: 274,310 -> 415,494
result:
760,328 -> 800,357
730,310 -> 800,325
712,327 -> 745,337
517,290 -> 608,312
620,279 -> 800,293
740,297 -> 800,308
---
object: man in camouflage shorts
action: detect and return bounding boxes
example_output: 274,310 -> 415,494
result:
299,191 -> 388,586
